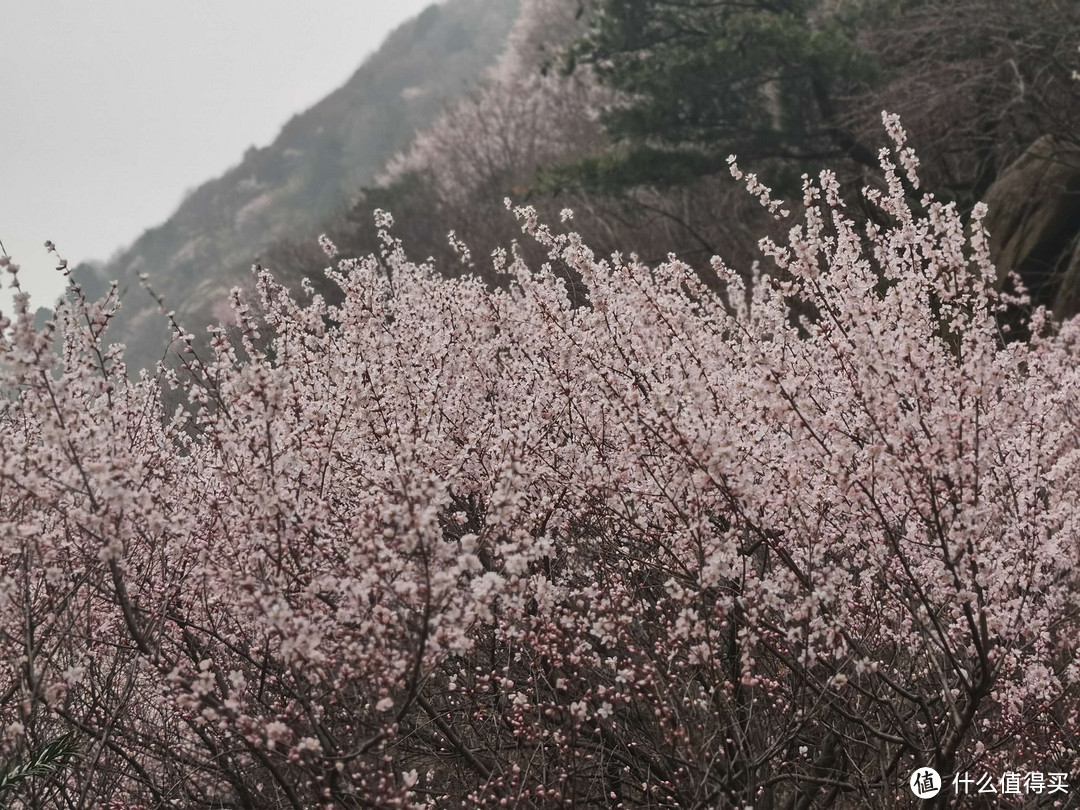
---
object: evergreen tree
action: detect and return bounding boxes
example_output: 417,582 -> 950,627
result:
564,0 -> 889,188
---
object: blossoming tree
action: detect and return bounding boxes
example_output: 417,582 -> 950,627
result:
0,118 -> 1077,808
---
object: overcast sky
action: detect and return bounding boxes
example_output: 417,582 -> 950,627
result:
1,0 -> 434,313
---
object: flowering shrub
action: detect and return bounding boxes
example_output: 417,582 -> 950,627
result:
378,69 -> 609,210
0,118 -> 1078,808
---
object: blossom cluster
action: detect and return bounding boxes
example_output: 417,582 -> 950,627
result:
0,119 -> 1077,807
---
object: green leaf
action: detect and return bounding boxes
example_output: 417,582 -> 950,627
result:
0,733 -> 80,804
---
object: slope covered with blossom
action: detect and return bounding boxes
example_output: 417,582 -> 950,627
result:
0,118 -> 1077,807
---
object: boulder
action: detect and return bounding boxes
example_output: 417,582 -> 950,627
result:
982,135 -> 1080,318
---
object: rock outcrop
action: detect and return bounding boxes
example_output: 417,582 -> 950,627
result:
982,135 -> 1080,318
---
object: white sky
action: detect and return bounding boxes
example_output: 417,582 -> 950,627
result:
1,0 -> 435,313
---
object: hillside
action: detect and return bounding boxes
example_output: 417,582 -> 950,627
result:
72,0 -> 519,373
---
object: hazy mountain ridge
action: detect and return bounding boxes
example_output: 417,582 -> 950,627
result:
73,0 -> 520,373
